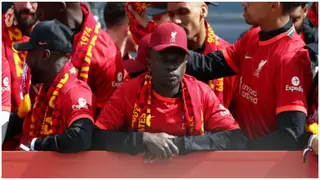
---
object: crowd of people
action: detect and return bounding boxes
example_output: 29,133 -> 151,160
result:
1,2 -> 318,162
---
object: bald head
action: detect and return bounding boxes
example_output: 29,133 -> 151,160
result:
191,2 -> 206,8
167,2 -> 208,46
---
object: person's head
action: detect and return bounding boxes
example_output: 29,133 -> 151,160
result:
13,2 -> 38,30
289,3 -> 308,31
167,2 -> 208,41
14,20 -> 73,85
242,2 -> 307,27
104,2 -> 129,32
145,3 -> 170,25
36,2 -> 80,22
148,22 -> 189,89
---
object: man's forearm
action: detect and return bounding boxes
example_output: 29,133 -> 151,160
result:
4,112 -> 24,142
33,118 -> 93,153
187,50 -> 236,81
247,111 -> 307,150
174,129 -> 249,155
90,127 -> 144,155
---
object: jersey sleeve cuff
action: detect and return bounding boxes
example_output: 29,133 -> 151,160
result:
221,49 -> 239,73
276,105 -> 308,115
68,114 -> 94,127
95,120 -> 108,130
96,102 -> 106,108
2,106 -> 11,112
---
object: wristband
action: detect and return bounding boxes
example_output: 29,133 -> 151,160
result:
30,138 -> 38,151
303,134 -> 317,163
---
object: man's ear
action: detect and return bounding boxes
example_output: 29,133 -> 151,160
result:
270,2 -> 281,11
200,2 -> 208,19
42,49 -> 51,62
59,2 -> 67,12
303,4 -> 309,17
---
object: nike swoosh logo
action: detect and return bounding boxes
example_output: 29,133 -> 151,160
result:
39,42 -> 47,45
245,55 -> 252,59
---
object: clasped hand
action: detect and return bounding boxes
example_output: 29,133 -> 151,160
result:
142,132 -> 179,163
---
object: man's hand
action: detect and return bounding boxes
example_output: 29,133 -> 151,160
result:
128,5 -> 149,28
312,135 -> 318,155
142,132 -> 179,162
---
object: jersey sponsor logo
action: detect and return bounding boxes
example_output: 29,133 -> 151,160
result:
286,76 -> 304,92
3,77 -> 9,87
254,60 -> 267,78
239,76 -> 258,104
72,97 -> 89,110
1,76 -> 10,93
117,72 -> 123,82
219,104 -> 231,116
245,54 -> 252,59
112,72 -> 123,87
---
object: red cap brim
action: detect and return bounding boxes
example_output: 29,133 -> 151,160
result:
152,44 -> 190,56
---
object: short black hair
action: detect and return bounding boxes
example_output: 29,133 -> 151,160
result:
103,2 -> 127,28
281,2 -> 308,14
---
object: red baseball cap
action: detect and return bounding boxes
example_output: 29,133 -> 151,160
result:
123,33 -> 151,73
149,22 -> 189,55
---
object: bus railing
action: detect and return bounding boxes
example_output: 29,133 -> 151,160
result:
2,151 -> 318,178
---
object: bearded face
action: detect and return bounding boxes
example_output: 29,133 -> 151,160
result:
13,2 -> 38,30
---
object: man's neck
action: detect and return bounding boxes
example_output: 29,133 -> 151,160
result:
259,15 -> 290,32
152,82 -> 181,98
107,28 -> 128,57
187,20 -> 207,50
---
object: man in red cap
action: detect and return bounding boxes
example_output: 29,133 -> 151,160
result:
36,2 -> 125,116
123,33 -> 151,78
92,22 -> 245,162
167,2 -> 238,109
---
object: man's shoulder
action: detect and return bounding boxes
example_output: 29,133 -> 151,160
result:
245,26 -> 261,37
236,26 -> 260,44
91,28 -> 122,62
121,74 -> 145,89
96,29 -> 118,49
61,77 -> 92,98
184,74 -> 212,93
216,36 -> 230,47
277,33 -> 308,62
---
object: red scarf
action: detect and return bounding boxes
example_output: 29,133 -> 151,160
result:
202,21 -> 224,104
71,3 -> 99,83
132,73 -> 204,136
2,7 -> 31,115
125,2 -> 156,44
25,62 -> 76,140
